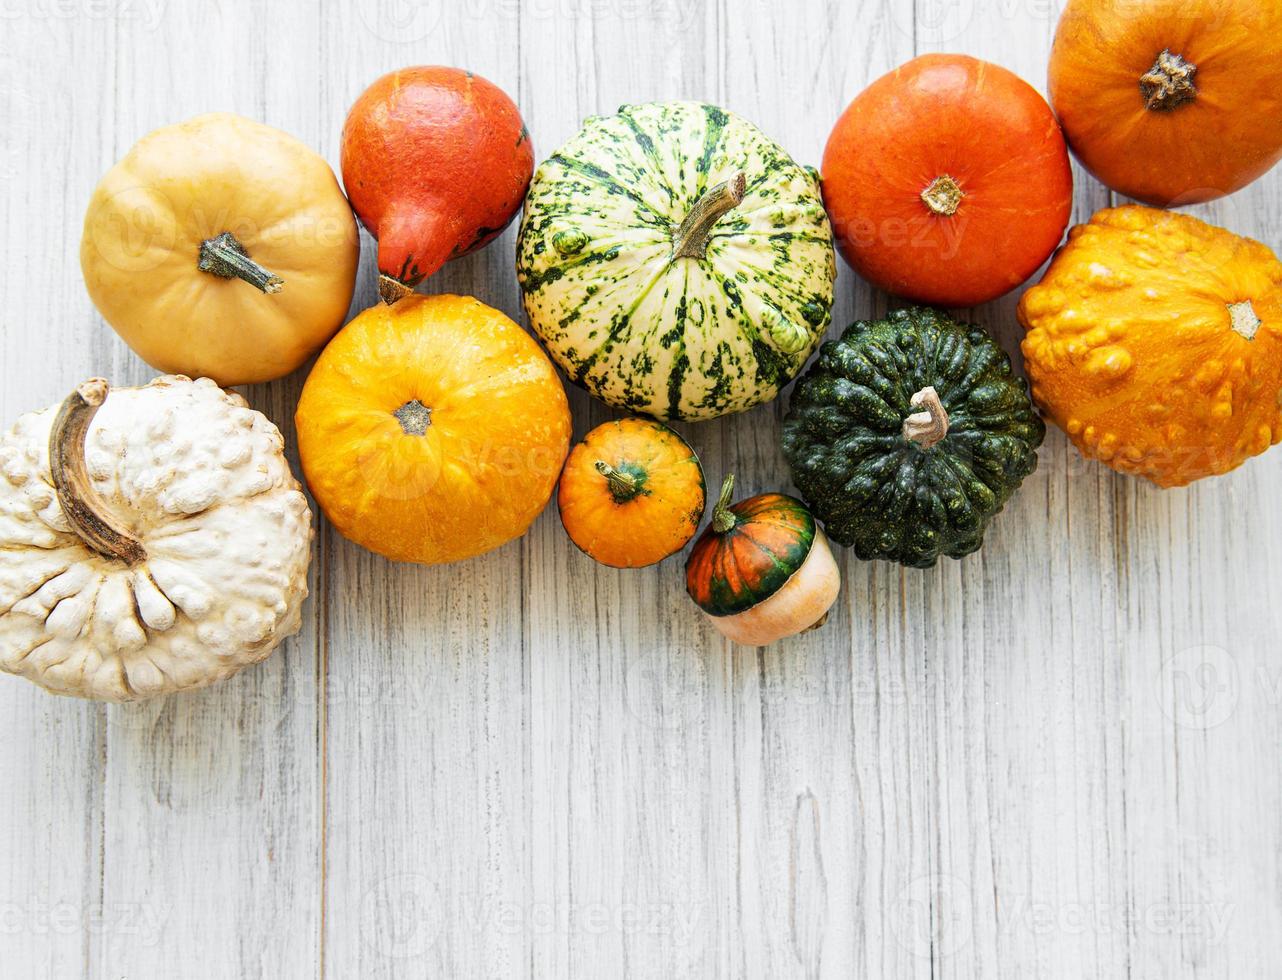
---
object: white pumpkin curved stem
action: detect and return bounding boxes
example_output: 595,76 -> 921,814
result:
49,380 -> 147,565
902,386 -> 950,450
672,172 -> 747,260
198,231 -> 284,295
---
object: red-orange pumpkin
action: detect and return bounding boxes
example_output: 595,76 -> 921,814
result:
822,54 -> 1074,307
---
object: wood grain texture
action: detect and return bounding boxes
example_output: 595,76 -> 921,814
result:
1,0 -> 1280,977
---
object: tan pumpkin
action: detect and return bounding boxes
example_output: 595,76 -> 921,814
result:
1019,206 -> 1282,487
81,113 -> 360,385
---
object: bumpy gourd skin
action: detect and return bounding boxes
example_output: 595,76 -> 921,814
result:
1019,206 -> 1282,487
0,378 -> 312,701
782,308 -> 1044,568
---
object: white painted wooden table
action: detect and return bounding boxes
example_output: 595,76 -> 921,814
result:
3,1 -> 1280,977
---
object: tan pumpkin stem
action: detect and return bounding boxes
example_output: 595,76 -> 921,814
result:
1140,50 -> 1198,111
711,474 -> 738,533
921,175 -> 964,216
1228,300 -> 1262,341
197,232 -> 284,294
594,461 -> 648,504
673,172 -> 747,260
49,380 -> 147,565
379,274 -> 415,305
903,386 -> 950,449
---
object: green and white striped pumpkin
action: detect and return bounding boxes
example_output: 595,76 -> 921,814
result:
516,101 -> 835,422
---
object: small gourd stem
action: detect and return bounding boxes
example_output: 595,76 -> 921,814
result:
1140,49 -> 1198,111
49,380 -> 146,565
902,386 -> 950,450
379,274 -> 415,305
197,232 -> 284,294
672,173 -> 747,260
711,474 -> 738,533
594,460 -> 646,504
1228,300 -> 1262,341
921,175 -> 964,216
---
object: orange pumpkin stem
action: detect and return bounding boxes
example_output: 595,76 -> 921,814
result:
379,275 -> 415,305
197,231 -> 284,294
594,460 -> 648,504
711,474 -> 738,533
1140,49 -> 1198,111
902,386 -> 950,449
49,380 -> 147,565
921,175 -> 964,216
1228,300 -> 1262,340
673,172 -> 747,260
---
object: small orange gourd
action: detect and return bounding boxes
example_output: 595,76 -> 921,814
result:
296,294 -> 571,564
557,418 -> 705,568
1018,206 -> 1282,487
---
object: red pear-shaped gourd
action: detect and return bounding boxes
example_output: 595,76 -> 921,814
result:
341,66 -> 534,304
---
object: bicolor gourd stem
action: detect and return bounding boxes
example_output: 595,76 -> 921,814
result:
197,232 -> 284,294
1228,300 -> 1262,341
711,474 -> 738,533
1140,49 -> 1197,111
379,274 -> 415,305
921,175 -> 964,216
595,461 -> 646,504
49,380 -> 147,565
673,172 -> 747,260
902,386 -> 950,449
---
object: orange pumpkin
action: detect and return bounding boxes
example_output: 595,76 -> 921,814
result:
1049,0 -> 1282,205
295,294 -> 571,563
822,54 -> 1073,307
1019,206 -> 1282,487
557,418 -> 705,568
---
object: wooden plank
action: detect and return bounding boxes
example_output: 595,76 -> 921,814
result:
317,8 -> 532,979
0,5 -> 326,979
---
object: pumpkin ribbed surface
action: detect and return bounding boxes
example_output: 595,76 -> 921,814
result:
782,308 -> 1044,568
296,294 -> 571,565
516,101 -> 835,421
685,493 -> 814,617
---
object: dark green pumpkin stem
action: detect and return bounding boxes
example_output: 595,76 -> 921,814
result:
595,460 -> 647,504
903,386 -> 949,449
198,232 -> 284,294
672,173 -> 746,260
711,474 -> 737,533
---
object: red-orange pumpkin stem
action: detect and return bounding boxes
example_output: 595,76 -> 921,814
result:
711,474 -> 737,533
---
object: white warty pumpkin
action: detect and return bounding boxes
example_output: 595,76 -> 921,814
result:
0,376 -> 312,701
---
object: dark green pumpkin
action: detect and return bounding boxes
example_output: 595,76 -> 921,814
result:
781,307 -> 1044,568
